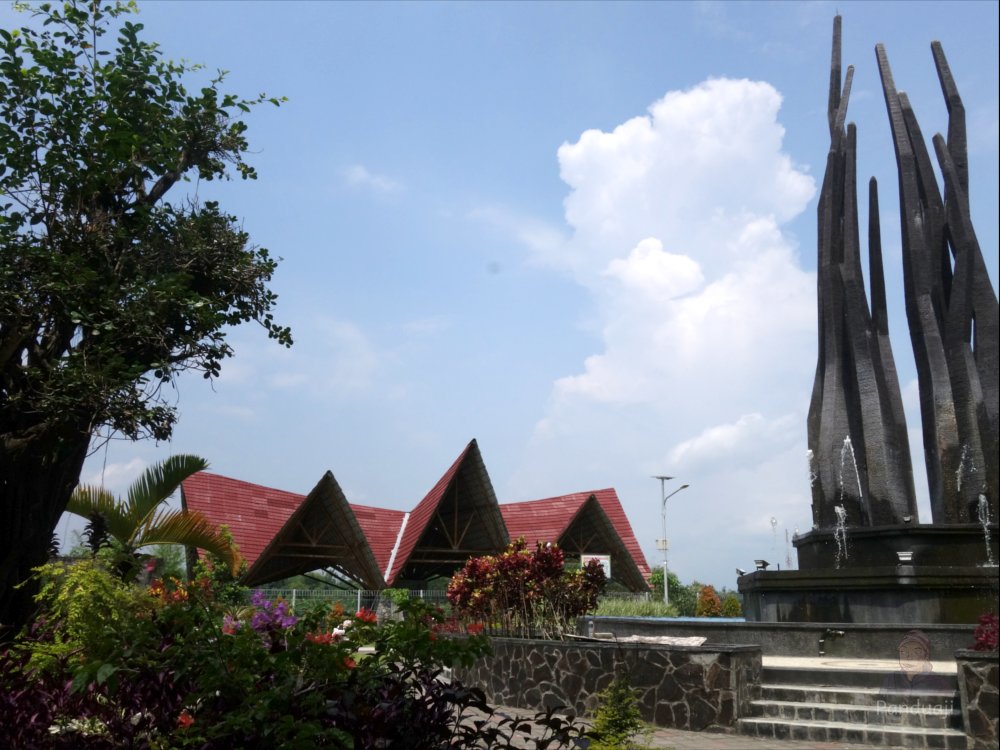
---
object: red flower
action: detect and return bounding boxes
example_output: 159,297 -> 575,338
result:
306,631 -> 334,645
343,656 -> 357,669
177,709 -> 194,729
466,622 -> 485,635
354,607 -> 377,624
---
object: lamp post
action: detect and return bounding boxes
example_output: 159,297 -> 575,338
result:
653,476 -> 689,608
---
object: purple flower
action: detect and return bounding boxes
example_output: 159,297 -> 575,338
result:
249,593 -> 298,633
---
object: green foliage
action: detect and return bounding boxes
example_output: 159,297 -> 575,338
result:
646,569 -> 699,616
4,566 -> 589,748
66,454 -> 239,580
190,524 -> 247,604
19,559 -> 140,672
587,670 -> 652,750
594,598 -> 677,618
695,585 -> 722,617
0,0 -> 290,445
0,0 -> 290,633
720,591 -> 743,618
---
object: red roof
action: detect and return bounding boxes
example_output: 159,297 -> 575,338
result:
351,503 -> 406,577
181,472 -> 304,570
181,443 -> 651,591
501,488 -> 651,580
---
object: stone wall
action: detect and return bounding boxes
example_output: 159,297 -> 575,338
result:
454,637 -> 761,732
956,650 -> 999,750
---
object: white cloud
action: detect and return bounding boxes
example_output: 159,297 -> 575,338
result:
342,164 -> 403,193
80,457 -> 147,497
508,76 -> 819,587
669,413 -> 800,469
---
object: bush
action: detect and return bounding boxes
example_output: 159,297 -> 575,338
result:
2,560 -> 591,749
447,538 -> 606,639
720,592 -> 742,618
587,670 -> 651,750
972,613 -> 998,651
695,585 -> 722,617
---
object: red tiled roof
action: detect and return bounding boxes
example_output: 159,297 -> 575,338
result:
182,472 -> 304,570
501,488 -> 651,581
351,503 -> 406,577
385,439 -> 508,585
181,444 -> 650,591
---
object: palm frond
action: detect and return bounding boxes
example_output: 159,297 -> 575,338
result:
124,455 -> 209,528
135,508 -> 241,575
66,486 -> 133,544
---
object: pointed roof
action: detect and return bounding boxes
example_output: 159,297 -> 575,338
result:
501,488 -> 651,590
385,439 -> 509,585
181,471 -> 303,571
239,471 -> 385,589
180,441 -> 650,592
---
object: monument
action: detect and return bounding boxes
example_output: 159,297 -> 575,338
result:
740,17 -> 999,624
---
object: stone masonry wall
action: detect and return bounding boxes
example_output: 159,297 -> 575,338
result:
956,650 -> 999,750
454,638 -> 762,732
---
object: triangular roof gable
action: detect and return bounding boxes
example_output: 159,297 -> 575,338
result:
500,488 -> 651,590
385,439 -> 508,584
241,471 -> 386,589
587,487 -> 652,580
181,471 -> 303,571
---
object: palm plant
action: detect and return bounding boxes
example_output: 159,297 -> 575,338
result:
67,455 -> 240,581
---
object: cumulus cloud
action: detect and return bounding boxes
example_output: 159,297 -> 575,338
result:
508,76 -> 819,586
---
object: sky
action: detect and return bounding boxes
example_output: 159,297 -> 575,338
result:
6,1 -> 997,591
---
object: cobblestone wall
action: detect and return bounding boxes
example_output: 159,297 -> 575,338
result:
956,650 -> 999,750
454,638 -> 762,732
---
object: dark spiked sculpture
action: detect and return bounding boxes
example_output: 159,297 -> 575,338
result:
808,16 -> 918,531
876,38 -> 999,526
741,16 -> 998,623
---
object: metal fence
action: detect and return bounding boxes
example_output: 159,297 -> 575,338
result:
251,587 -> 649,612
252,588 -> 450,612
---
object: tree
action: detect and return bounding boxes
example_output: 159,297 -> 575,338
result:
67,454 -> 239,581
0,1 -> 290,634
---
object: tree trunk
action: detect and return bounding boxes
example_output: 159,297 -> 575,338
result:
0,432 -> 90,639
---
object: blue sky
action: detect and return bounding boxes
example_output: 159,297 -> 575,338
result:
8,1 -> 997,590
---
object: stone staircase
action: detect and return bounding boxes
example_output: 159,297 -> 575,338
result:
738,662 -> 968,748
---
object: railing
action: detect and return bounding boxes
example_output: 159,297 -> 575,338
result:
251,588 -> 649,612
251,588 -> 450,612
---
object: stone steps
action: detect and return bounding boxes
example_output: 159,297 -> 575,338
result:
738,716 -> 969,748
737,664 -> 967,748
754,697 -> 960,730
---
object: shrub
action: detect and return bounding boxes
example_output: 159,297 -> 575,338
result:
447,538 -> 606,639
972,613 -> 998,651
3,561 -> 590,749
720,592 -> 742,618
695,585 -> 722,617
587,670 -> 651,750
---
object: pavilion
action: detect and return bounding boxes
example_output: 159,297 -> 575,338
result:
181,439 -> 651,591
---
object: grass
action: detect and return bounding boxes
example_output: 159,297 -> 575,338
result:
593,598 -> 678,618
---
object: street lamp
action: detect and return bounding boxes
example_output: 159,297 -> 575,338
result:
653,476 -> 689,608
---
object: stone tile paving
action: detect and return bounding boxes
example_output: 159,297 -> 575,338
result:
486,705 -> 876,750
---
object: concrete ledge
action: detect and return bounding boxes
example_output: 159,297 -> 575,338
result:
579,616 -> 976,659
